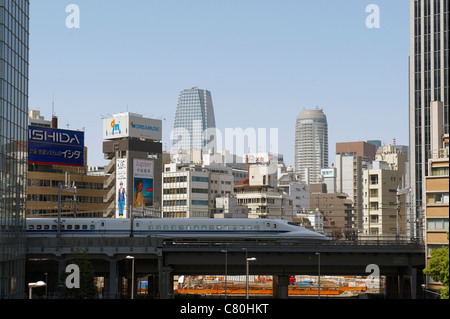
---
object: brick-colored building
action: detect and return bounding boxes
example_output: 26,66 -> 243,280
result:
336,141 -> 377,162
309,183 -> 355,238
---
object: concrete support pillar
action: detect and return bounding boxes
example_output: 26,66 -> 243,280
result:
158,266 -> 174,299
410,268 -> 417,299
57,260 -> 66,291
158,253 -> 173,299
386,275 -> 400,299
273,275 -> 289,299
108,260 -> 118,299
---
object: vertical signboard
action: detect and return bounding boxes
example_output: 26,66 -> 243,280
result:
133,159 -> 154,211
116,158 -> 127,218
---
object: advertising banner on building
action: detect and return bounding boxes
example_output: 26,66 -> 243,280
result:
28,126 -> 85,167
103,113 -> 162,141
133,159 -> 154,211
116,158 -> 127,218
244,152 -> 283,164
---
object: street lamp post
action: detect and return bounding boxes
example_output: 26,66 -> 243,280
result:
44,273 -> 48,298
28,281 -> 46,299
221,250 -> 228,299
246,257 -> 257,299
315,252 -> 321,299
126,256 -> 135,299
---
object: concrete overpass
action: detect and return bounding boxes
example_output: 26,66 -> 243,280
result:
25,237 -> 425,299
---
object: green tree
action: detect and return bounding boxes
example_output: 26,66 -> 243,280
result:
423,232 -> 449,299
59,250 -> 97,299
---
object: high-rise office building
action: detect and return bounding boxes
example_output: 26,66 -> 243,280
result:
172,87 -> 217,153
295,108 -> 329,183
409,0 -> 449,239
0,0 -> 30,298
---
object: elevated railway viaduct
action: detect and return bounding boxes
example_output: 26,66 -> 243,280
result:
26,237 -> 425,299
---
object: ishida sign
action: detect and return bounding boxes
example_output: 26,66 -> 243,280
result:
28,126 -> 85,167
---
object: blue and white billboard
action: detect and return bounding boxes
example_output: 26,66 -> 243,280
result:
28,126 -> 85,167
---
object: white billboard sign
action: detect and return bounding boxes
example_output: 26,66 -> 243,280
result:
103,113 -> 162,141
320,168 -> 336,178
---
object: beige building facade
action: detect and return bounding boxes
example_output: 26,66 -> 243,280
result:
362,145 -> 408,238
424,133 -> 449,293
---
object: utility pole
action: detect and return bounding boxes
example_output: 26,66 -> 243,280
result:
397,185 -> 412,241
57,173 -> 77,238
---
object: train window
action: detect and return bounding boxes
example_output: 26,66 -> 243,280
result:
266,223 -> 270,228
254,225 -> 260,230
232,225 -> 237,230
52,225 -> 57,230
28,225 -> 34,230
179,225 -> 184,230
224,225 -> 230,230
67,225 -> 73,230
273,224 -> 277,229
186,225 -> 192,230
90,225 -> 95,230
156,225 -> 161,230
216,225 -> 222,230
82,225 -> 88,230
149,225 -> 154,230
246,225 -> 252,230
136,222 -> 140,228
101,222 -> 105,227
209,225 -> 214,230
164,225 -> 169,230
37,225 -> 42,230
171,225 -> 177,230
238,225 -> 244,230
194,225 -> 199,230
75,225 -> 80,230
201,225 -> 207,230
44,225 -> 49,230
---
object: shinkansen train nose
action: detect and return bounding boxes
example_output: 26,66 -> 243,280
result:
285,230 -> 330,240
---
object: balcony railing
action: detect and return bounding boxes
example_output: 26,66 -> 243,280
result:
429,147 -> 449,160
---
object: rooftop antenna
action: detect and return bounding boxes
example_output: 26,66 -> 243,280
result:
52,91 -> 55,116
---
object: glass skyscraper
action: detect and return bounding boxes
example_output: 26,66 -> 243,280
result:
172,87 -> 217,153
0,0 -> 29,298
409,0 -> 448,239
295,108 -> 329,184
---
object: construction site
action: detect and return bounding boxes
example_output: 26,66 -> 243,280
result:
173,275 -> 384,298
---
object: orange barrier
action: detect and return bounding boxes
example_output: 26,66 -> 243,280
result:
174,286 -> 362,296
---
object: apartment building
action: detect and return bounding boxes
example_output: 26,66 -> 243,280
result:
234,162 -> 293,220
362,160 -> 407,238
162,163 -> 233,218
424,133 -> 449,293
309,183 -> 354,238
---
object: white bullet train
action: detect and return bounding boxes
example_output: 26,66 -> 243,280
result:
26,218 -> 329,240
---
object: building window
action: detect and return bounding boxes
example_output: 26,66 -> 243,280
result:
191,200 -> 208,205
427,192 -> 449,204
427,218 -> 449,231
431,167 -> 449,176
370,175 -> 378,185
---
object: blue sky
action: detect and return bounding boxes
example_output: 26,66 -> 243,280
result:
29,0 -> 410,168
